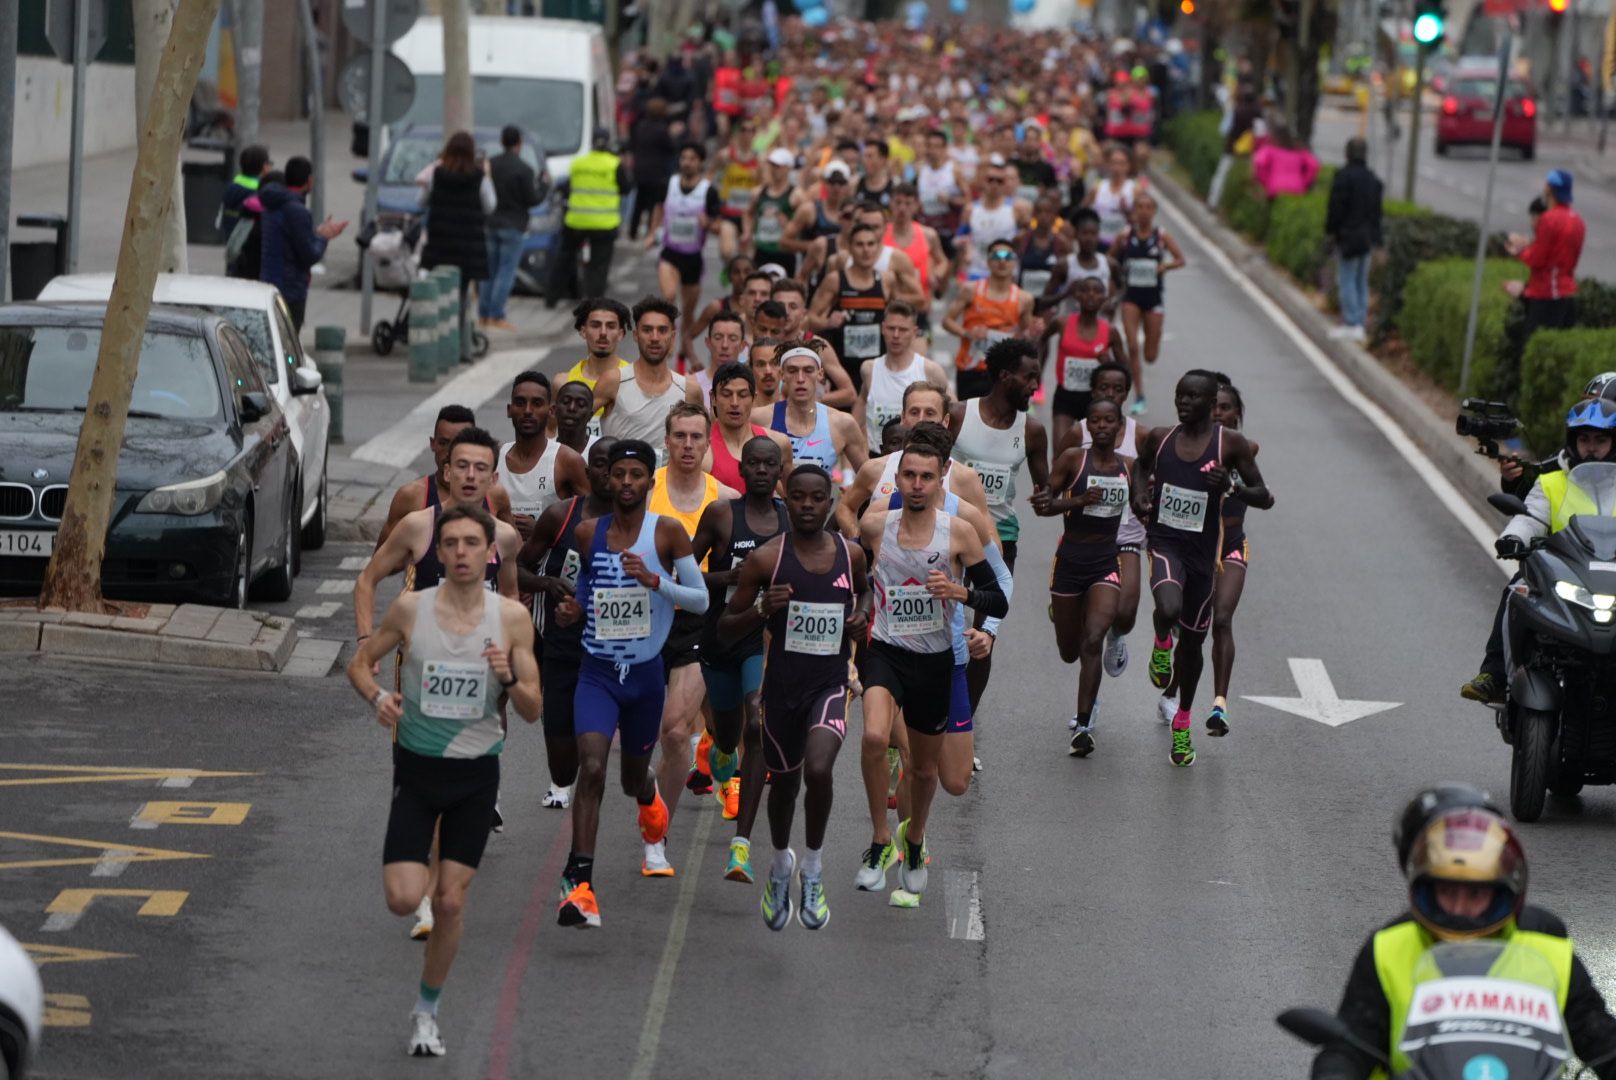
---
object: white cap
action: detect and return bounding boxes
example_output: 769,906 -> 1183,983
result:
767,147 -> 797,168
822,160 -> 853,180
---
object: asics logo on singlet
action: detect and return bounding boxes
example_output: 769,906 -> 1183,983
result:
927,552 -> 942,565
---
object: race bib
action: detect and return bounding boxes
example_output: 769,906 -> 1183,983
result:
921,192 -> 946,217
886,584 -> 945,634
755,210 -> 784,247
668,216 -> 699,247
1021,268 -> 1052,297
1099,211 -> 1127,237
970,329 -> 1011,361
1061,355 -> 1098,392
1016,183 -> 1040,204
1126,258 -> 1159,288
844,321 -> 881,358
725,187 -> 754,213
558,548 -> 581,591
419,660 -> 487,720
871,402 -> 902,437
968,459 -> 1012,506
586,413 -> 604,439
594,585 -> 652,640
785,601 -> 845,655
1083,474 -> 1129,518
1157,482 -> 1208,532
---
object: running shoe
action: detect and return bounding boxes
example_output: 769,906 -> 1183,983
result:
1129,397 -> 1148,416
708,743 -> 739,784
725,839 -> 754,883
642,841 -> 675,877
1103,630 -> 1129,677
1069,726 -> 1095,757
1148,638 -> 1174,688
761,849 -> 796,931
886,747 -> 902,810
718,777 -> 741,820
798,868 -> 830,930
896,819 -> 929,894
972,756 -> 983,773
1207,704 -> 1230,737
409,896 -> 433,940
557,881 -> 601,929
895,817 -> 932,866
1157,694 -> 1179,726
855,839 -> 898,891
1068,715 -> 1081,731
490,800 -> 505,834
638,787 -> 669,844
541,783 -> 573,809
409,1011 -> 446,1057
1170,726 -> 1197,767
685,768 -> 713,797
1459,672 -> 1505,704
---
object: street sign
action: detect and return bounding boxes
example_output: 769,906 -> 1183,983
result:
340,0 -> 420,47
44,0 -> 107,65
337,50 -> 416,126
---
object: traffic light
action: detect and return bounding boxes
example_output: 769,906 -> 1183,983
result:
1548,0 -> 1569,13
1412,0 -> 1446,49
1180,0 -> 1195,13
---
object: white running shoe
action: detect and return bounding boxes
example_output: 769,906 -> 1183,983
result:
1103,631 -> 1129,677
641,841 -> 675,877
490,799 -> 505,833
1157,695 -> 1179,726
408,1011 -> 445,1057
972,756 -> 983,772
541,784 -> 573,809
409,897 -> 433,940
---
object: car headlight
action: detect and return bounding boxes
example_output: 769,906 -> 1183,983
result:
1554,580 -> 1616,612
136,471 -> 228,516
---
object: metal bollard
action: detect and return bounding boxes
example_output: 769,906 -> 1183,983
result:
313,326 -> 346,443
436,266 -> 463,374
408,278 -> 438,384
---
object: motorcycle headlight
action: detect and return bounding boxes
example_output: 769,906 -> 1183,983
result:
136,471 -> 227,516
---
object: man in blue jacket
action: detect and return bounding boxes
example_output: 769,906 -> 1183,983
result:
258,157 -> 348,328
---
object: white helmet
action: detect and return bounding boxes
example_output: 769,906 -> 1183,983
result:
0,925 -> 41,1079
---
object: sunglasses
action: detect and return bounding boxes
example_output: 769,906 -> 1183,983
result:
988,250 -> 1017,261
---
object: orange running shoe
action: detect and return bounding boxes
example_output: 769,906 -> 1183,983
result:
719,777 -> 740,820
557,881 -> 601,928
695,731 -> 714,778
638,787 -> 669,844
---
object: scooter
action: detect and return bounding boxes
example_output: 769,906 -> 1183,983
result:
1488,461 -> 1616,823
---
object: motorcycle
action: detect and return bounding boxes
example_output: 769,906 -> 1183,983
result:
1278,940 -> 1613,1078
1488,461 -> 1616,823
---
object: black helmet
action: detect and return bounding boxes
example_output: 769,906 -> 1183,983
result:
1393,783 -> 1498,872
1583,371 -> 1616,402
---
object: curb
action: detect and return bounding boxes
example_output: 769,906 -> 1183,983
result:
0,604 -> 298,672
337,325 -> 556,360
1147,166 -> 1503,512
327,517 -> 384,543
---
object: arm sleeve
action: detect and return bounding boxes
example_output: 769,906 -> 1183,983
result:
962,559 -> 1008,619
1567,952 -> 1616,1076
658,554 -> 710,613
1310,938 -> 1389,1080
979,542 -> 1014,637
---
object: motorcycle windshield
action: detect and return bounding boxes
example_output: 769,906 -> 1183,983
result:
1568,462 -> 1616,517
1400,942 -> 1568,1080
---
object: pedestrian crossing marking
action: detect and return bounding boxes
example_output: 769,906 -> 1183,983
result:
317,578 -> 356,595
339,556 -> 369,570
295,601 -> 343,619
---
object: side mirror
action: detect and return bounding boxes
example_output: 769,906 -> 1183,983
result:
291,367 -> 323,395
1489,492 -> 1530,517
351,166 -> 369,184
1275,1008 -> 1392,1071
239,390 -> 271,423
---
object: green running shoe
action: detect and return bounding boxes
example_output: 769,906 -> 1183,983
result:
761,849 -> 795,931
1207,705 -> 1230,737
1149,639 -> 1174,689
854,839 -> 898,891
798,869 -> 829,930
708,743 -> 739,784
724,839 -> 754,884
1170,726 -> 1197,767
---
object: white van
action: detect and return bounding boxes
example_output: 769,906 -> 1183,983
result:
389,16 -> 616,181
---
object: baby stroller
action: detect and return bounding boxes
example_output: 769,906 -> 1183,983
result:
363,214 -> 422,356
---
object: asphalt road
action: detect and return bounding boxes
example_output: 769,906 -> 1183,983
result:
10,204 -> 1616,1079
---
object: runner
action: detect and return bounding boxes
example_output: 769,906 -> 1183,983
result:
497,372 -> 588,543
855,433 -> 1006,899
856,138 -> 898,209
1032,398 -> 1128,755
915,128 -> 968,268
713,120 -> 761,261
1041,208 -> 1118,319
518,437 -> 616,811
751,148 -> 804,278
646,142 -> 724,361
747,335 -> 787,411
947,337 -> 1049,713
764,345 -> 869,478
782,159 -> 852,283
558,298 -> 633,441
837,380 -> 992,535
691,437 -> 788,885
684,309 -> 750,404
837,202 -> 926,311
377,405 -> 514,546
956,156 -> 1028,283
688,256 -> 755,347
597,297 -> 688,468
808,223 -> 896,397
721,464 -> 871,929
553,380 -> 599,457
552,440 -> 710,927
1084,147 -> 1136,253
347,504 -> 541,1057
768,278 -> 857,407
704,361 -> 794,490
856,301 -> 951,449
884,185 -> 947,328
1012,127 -> 1060,208
1112,191 -> 1186,416
1038,275 -> 1127,452
1014,192 -> 1070,305
1131,370 -> 1272,767
943,239 -> 1035,402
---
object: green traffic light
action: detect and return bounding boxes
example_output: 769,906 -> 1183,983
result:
1413,11 -> 1444,43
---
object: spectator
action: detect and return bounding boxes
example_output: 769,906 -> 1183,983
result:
221,143 -> 271,278
1325,137 -> 1384,343
420,131 -> 495,362
1506,170 -> 1586,335
234,169 -> 283,283
258,157 -> 347,329
481,125 -> 547,332
1251,123 -> 1319,199
1207,86 -> 1260,207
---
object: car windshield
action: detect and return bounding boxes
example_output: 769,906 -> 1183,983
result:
1453,78 -> 1530,101
400,75 -> 582,157
0,325 -> 221,420
182,305 -> 279,383
383,135 -> 542,185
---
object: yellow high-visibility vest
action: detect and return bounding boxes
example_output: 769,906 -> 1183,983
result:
564,151 -> 622,232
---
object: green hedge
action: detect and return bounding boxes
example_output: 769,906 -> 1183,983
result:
1217,159 -> 1269,240
1519,328 -> 1616,453
1398,258 -> 1525,393
1162,111 -> 1223,197
1373,213 -> 1482,342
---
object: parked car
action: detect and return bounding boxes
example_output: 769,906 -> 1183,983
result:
1437,67 -> 1537,159
0,304 -> 300,608
38,274 -> 331,550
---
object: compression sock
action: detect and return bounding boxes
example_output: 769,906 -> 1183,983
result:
772,848 -> 793,877
801,847 -> 823,876
415,981 -> 442,1017
1172,707 -> 1192,732
1154,634 -> 1173,651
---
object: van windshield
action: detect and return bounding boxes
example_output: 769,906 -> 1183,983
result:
403,76 -> 584,157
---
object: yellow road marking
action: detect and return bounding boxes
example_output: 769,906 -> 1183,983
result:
43,992 -> 91,1028
130,801 -> 252,828
0,764 -> 255,788
0,831 -> 209,872
22,943 -> 133,967
42,888 -> 188,931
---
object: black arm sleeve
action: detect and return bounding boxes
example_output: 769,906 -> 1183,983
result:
1311,937 -> 1390,1080
962,559 -> 1008,619
1567,953 -> 1616,1076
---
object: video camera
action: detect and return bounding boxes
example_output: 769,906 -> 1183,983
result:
1457,399 -> 1520,459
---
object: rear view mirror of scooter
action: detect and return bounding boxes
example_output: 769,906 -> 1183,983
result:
1275,1008 -> 1395,1073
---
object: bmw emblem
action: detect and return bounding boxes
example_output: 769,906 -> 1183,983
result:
31,468 -> 47,480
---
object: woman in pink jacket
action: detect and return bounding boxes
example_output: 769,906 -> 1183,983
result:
1251,124 -> 1320,198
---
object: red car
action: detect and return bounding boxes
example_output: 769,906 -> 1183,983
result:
1437,73 -> 1537,159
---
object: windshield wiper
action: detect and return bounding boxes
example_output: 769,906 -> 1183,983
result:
71,405 -> 170,420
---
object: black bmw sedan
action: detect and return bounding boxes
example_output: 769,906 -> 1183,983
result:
0,303 -> 300,607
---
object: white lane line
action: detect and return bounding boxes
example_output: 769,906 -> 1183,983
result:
91,850 -> 137,878
338,556 -> 369,571
127,810 -> 157,831
317,578 -> 356,595
944,869 -> 986,941
1157,196 -> 1508,575
348,347 -> 544,468
295,601 -> 344,620
40,912 -> 82,933
158,776 -> 194,789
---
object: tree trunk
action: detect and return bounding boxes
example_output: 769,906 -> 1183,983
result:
441,0 -> 473,133
132,0 -> 189,273
227,0 -> 262,148
37,0 -> 223,613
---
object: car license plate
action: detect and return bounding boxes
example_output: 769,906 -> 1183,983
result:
0,530 -> 54,557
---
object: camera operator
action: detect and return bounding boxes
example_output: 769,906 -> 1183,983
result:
1494,372 -> 1616,500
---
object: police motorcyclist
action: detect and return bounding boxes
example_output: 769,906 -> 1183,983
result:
1312,791 -> 1616,1079
1461,395 -> 1616,704
0,923 -> 42,1079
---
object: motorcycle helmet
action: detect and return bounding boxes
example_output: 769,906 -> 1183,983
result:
0,924 -> 41,1079
1582,371 -> 1616,402
1406,807 -> 1527,942
1393,783 -> 1499,872
1564,399 -> 1616,466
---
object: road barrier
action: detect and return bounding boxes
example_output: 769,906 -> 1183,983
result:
435,266 -> 463,375
408,278 -> 437,384
313,326 -> 345,443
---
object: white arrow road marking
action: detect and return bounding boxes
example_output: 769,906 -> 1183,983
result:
1243,658 -> 1401,728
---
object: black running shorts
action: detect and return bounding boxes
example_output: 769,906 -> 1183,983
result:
860,640 -> 955,736
383,745 -> 500,869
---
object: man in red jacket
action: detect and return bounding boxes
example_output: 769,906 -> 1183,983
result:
1507,169 -> 1585,335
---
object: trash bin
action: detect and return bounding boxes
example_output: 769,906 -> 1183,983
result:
10,213 -> 69,301
181,139 -> 237,246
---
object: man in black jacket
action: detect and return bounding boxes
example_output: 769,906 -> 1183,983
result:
481,126 -> 549,331
1325,138 -> 1383,343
